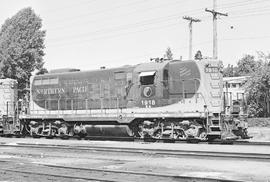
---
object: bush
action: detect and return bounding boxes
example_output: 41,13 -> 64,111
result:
247,118 -> 270,127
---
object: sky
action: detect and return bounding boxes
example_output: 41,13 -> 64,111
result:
0,0 -> 270,71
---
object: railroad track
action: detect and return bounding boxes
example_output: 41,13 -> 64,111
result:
2,134 -> 270,146
0,160 -> 244,182
1,142 -> 270,161
0,141 -> 265,181
232,140 -> 270,146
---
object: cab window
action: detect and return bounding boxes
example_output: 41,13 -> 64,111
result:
139,71 -> 156,85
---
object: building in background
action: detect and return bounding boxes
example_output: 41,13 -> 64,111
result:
223,76 -> 249,102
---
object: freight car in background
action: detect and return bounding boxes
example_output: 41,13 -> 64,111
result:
0,78 -> 20,136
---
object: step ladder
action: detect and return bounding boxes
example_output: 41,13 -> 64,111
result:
207,112 -> 222,139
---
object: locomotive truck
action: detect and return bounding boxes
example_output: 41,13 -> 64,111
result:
3,58 -> 249,140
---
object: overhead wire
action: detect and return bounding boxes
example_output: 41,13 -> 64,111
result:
47,14 -> 210,48
46,0 -> 260,37
40,0 -> 98,14
47,0 -> 192,32
45,0 -> 269,34
43,0 -> 270,63
47,0 -> 270,40
46,0 -> 152,25
47,22 -> 183,47
218,0 -> 270,9
47,9 -> 206,43
44,0 -> 214,45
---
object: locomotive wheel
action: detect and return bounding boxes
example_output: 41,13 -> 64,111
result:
198,131 -> 207,140
45,135 -> 54,139
175,129 -> 186,139
153,129 -> 162,139
59,135 -> 70,140
32,134 -> 41,138
78,133 -> 87,139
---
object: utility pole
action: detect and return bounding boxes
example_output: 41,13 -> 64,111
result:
205,0 -> 227,59
183,16 -> 201,60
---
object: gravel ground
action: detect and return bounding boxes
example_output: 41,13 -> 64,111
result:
0,126 -> 269,182
248,127 -> 270,141
0,136 -> 270,181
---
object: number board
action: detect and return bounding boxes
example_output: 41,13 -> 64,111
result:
205,66 -> 219,73
141,99 -> 156,108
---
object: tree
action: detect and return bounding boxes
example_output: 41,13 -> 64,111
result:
36,67 -> 48,75
257,51 -> 270,66
223,64 -> 239,77
245,53 -> 270,117
194,50 -> 202,60
164,47 -> 173,60
236,54 -> 259,76
223,64 -> 234,77
0,7 -> 46,97
245,67 -> 270,117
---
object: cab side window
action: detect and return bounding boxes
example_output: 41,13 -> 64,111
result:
139,71 -> 156,85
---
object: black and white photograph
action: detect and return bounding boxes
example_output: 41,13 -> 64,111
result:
0,0 -> 270,181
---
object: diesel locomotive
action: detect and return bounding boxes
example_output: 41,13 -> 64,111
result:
9,58 -> 249,140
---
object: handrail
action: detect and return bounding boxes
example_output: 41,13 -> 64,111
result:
28,92 -> 208,117
28,78 -> 211,116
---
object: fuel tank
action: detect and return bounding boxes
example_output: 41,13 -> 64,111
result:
85,125 -> 133,137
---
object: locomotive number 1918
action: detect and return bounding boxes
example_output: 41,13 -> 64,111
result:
141,99 -> 156,108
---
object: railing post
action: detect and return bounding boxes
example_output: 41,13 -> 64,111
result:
6,101 -> 9,121
117,97 -> 119,115
229,92 -> 232,107
49,122 -> 52,136
182,80 -> 185,103
44,101 -> 47,115
58,99 -> 60,115
71,100 -> 73,112
194,79 -> 197,103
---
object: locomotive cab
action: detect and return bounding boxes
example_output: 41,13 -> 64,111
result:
167,60 -> 201,104
132,61 -> 169,108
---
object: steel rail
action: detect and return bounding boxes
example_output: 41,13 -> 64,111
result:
1,142 -> 270,161
0,163 -> 244,182
0,168 -> 121,182
2,134 -> 270,146
43,164 -> 244,182
232,140 -> 270,146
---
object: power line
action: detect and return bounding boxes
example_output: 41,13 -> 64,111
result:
229,6 -> 270,15
45,0 -> 263,34
44,0 -> 269,32
46,13 -> 209,46
47,0 -> 199,32
45,14 -> 211,47
45,9 -> 270,50
218,0 -> 270,9
222,35 -> 270,41
45,0 -> 266,40
47,0 -> 151,25
40,0 -> 98,14
43,0 -> 270,53
46,6 -> 209,43
47,22 -> 182,48
48,14 -> 183,42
